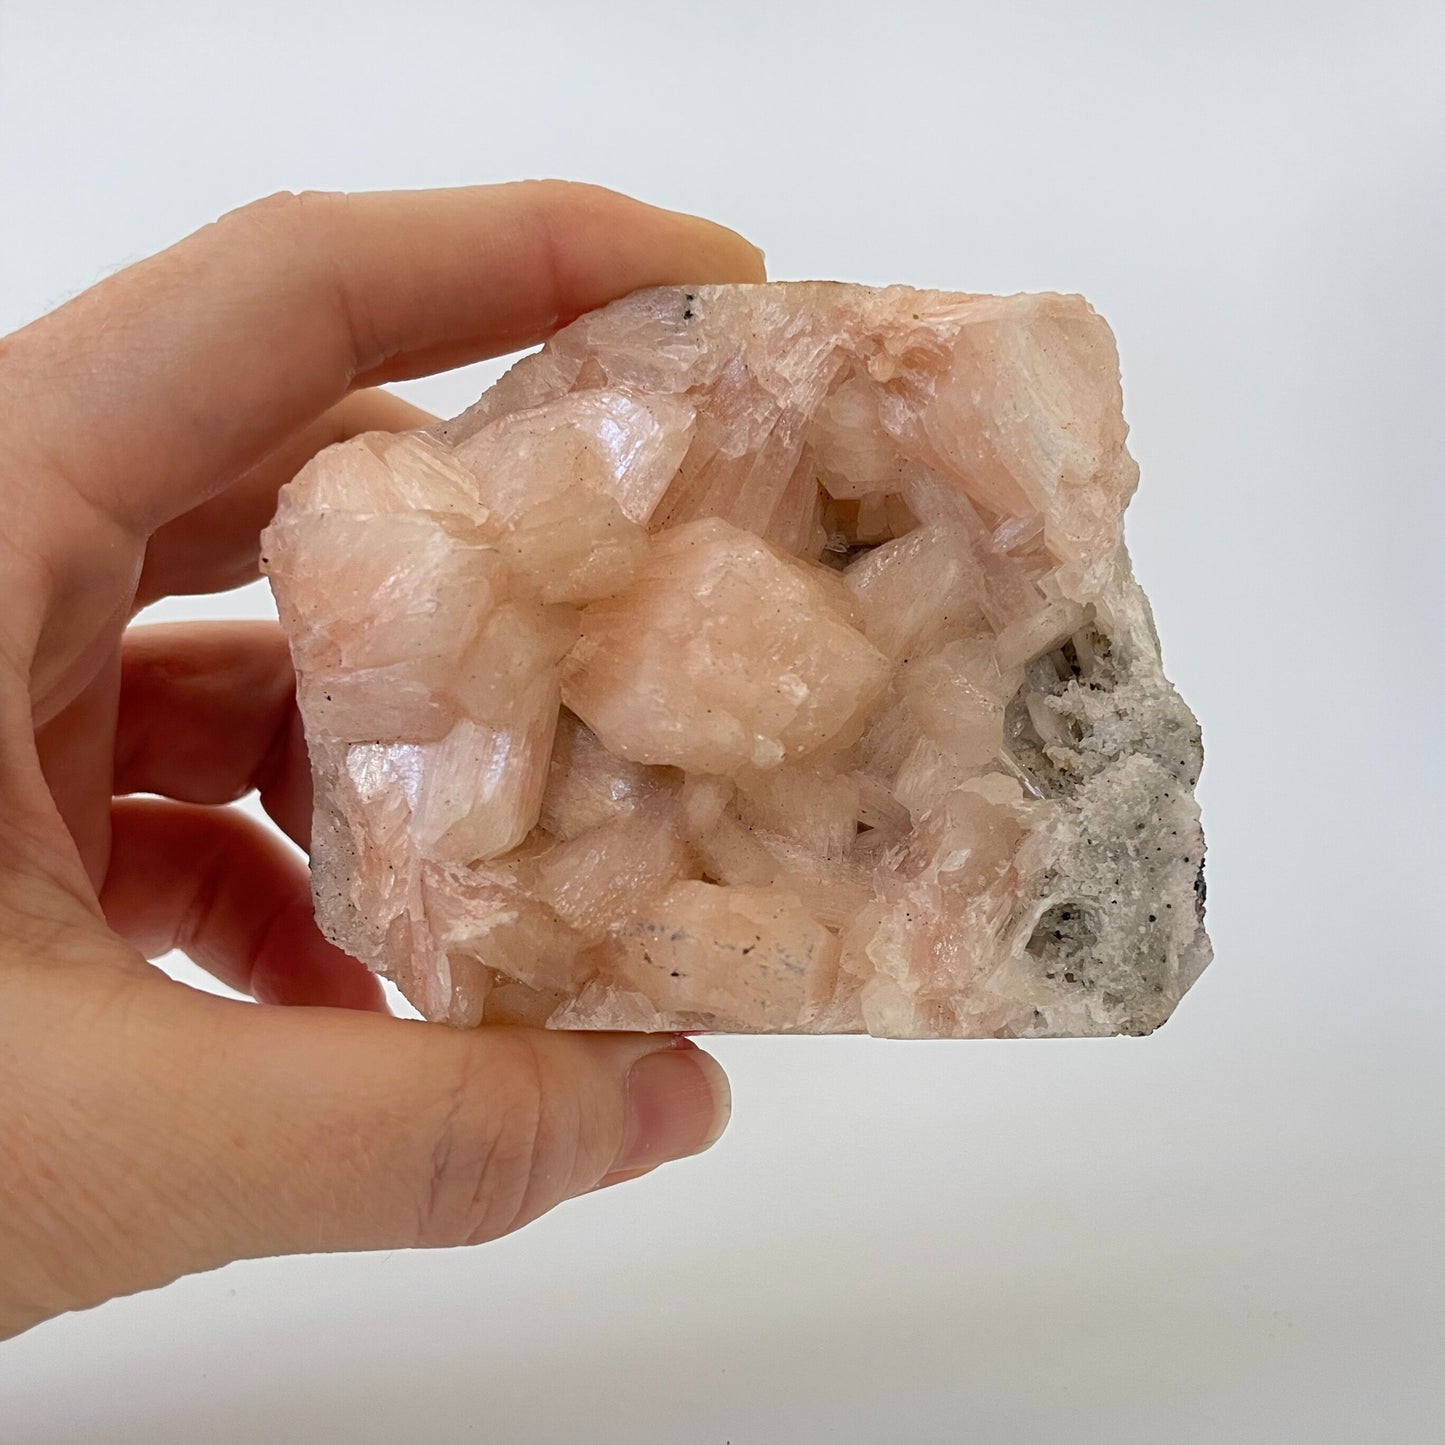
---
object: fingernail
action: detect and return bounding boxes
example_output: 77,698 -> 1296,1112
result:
613,1041 -> 730,1174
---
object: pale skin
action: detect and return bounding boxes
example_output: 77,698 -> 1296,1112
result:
0,182 -> 766,1339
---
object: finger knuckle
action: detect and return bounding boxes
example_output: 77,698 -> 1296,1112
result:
514,177 -> 625,223
514,176 -> 590,203
417,1034 -> 564,1248
220,189 -> 344,240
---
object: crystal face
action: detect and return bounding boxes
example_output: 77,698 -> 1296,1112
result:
262,283 -> 1210,1037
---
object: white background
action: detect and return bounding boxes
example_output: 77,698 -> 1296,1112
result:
2,1 -> 1443,1441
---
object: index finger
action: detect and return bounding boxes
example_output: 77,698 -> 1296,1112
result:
4,181 -> 765,537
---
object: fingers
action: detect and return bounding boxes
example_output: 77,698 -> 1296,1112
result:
7,181 -> 766,542
114,620 -> 311,846
202,1008 -> 730,1258
136,389 -> 434,605
101,797 -> 384,1012
10,964 -> 730,1322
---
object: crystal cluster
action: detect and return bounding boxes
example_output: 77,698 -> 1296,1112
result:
262,283 -> 1210,1037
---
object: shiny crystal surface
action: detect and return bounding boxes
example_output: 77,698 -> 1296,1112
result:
263,283 -> 1210,1037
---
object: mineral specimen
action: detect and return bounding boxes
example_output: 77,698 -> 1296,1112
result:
262,283 -> 1210,1037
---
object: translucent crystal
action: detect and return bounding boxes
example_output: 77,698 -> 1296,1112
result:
263,283 -> 1210,1037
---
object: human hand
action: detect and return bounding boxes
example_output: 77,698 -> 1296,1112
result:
0,183 -> 763,1339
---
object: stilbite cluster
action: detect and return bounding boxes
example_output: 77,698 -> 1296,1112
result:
263,283 -> 1210,1037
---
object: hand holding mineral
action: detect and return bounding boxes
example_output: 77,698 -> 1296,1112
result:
0,183 -> 758,1338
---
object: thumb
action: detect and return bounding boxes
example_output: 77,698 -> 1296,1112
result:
9,970 -> 729,1324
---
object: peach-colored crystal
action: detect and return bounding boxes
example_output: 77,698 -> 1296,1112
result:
263,283 -> 1209,1036
562,517 -> 891,774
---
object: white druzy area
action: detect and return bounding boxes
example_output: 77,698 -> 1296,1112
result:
263,283 -> 1210,1037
